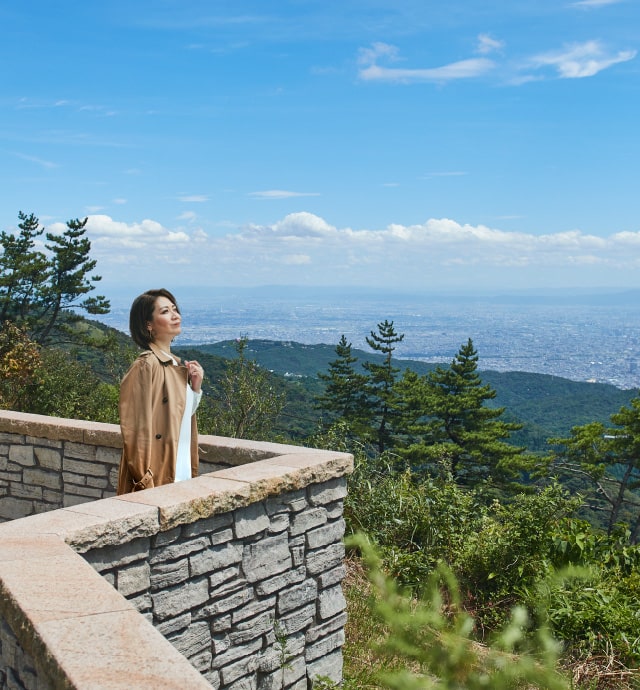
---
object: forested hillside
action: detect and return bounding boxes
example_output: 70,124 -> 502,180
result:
192,339 -> 636,446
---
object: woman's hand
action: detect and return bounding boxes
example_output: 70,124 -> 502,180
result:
185,360 -> 205,393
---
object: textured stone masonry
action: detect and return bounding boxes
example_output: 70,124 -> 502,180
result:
0,411 -> 353,689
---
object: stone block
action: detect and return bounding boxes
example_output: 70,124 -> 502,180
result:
156,612 -> 191,637
190,542 -> 243,577
267,514 -> 289,534
203,585 -> 254,616
305,629 -> 345,662
150,535 -> 209,564
209,565 -> 242,590
317,564 -> 346,590
117,561 -> 151,597
306,519 -> 345,550
83,537 -> 151,571
10,483 -> 44,500
235,502 -> 270,538
305,612 -> 348,644
283,655 -> 306,686
34,446 -> 62,471
166,620 -> 211,657
305,542 -> 345,576
255,566 -> 306,597
23,467 -> 62,491
243,533 -> 291,583
62,456 -> 105,477
308,478 -> 347,506
229,611 -> 273,645
210,637 -> 262,670
289,507 -> 327,537
150,558 -> 190,590
182,512 -> 233,538
317,585 -> 346,620
306,649 -> 343,685
63,443 -> 97,462
0,496 -> 34,520
152,526 -> 182,547
8,444 -> 34,466
278,579 -> 318,615
221,654 -> 260,686
278,604 -> 315,635
152,576 -> 210,621
232,594 -> 276,624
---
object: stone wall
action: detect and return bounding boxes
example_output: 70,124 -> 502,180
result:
0,411 -> 353,690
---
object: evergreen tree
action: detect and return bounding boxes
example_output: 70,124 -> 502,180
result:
35,217 -> 110,344
315,334 -> 370,435
549,396 -> 640,541
0,212 -> 48,324
363,319 -> 404,453
396,338 -> 524,485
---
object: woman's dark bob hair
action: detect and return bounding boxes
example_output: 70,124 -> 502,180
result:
129,288 -> 180,349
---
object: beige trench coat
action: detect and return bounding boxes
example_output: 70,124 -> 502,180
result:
117,343 -> 199,495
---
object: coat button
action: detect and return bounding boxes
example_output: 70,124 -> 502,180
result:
162,397 -> 168,403
155,434 -> 162,439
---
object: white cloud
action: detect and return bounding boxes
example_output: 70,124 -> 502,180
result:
572,0 -> 623,7
13,152 -> 58,169
248,190 -> 321,199
359,50 -> 495,83
529,40 -> 636,78
178,194 -> 209,203
477,34 -> 505,55
88,212 -> 640,291
357,41 -> 495,83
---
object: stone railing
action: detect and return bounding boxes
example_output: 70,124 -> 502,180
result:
0,411 -> 353,689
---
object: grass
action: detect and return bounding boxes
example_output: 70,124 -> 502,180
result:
340,556 -> 640,690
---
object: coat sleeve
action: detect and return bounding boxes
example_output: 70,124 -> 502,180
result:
119,358 -> 156,491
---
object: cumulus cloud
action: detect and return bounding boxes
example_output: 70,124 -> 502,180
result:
86,212 -> 640,290
528,40 -> 636,78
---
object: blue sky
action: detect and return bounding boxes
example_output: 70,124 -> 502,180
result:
2,0 -> 639,295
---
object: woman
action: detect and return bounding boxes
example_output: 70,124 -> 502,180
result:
117,288 -> 205,494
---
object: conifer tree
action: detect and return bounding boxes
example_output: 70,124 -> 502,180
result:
315,334 -> 370,435
0,212 -> 48,324
549,396 -> 640,540
35,217 -> 110,344
396,338 -> 524,485
363,319 -> 404,453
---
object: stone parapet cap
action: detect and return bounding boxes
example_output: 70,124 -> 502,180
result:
0,409 -> 121,447
0,410 -> 340,465
0,534 -> 212,689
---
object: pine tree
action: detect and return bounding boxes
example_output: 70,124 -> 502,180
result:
35,217 -> 110,344
549,396 -> 640,540
363,319 -> 404,453
397,338 -> 525,485
0,212 -> 48,324
315,335 -> 370,435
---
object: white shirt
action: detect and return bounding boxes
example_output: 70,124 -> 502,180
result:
161,351 -> 202,482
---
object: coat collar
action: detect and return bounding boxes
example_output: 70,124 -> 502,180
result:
148,341 -> 182,365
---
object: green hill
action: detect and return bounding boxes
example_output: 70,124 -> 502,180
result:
192,339 -> 637,447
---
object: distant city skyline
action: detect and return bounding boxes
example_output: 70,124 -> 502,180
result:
2,1 -> 639,293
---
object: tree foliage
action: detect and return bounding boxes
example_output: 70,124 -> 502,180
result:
315,335 -> 370,436
395,338 -> 526,486
0,212 -> 109,344
363,319 -> 404,453
548,396 -> 640,541
199,337 -> 286,440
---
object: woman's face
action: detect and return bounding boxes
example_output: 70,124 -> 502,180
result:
148,296 -> 181,343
